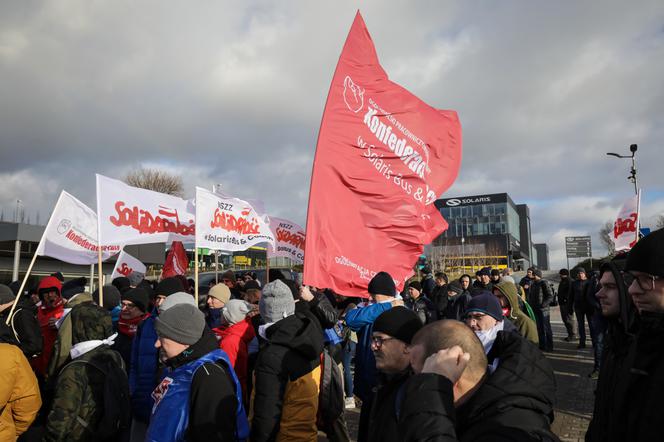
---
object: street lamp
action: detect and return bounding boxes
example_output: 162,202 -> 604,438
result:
606,144 -> 638,195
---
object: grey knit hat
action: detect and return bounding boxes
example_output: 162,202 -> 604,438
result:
159,291 -> 196,313
223,299 -> 253,325
127,271 -> 145,287
155,303 -> 205,345
259,279 -> 295,323
0,284 -> 15,305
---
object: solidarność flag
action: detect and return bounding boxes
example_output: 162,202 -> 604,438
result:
304,11 -> 462,297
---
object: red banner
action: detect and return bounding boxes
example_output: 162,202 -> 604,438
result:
303,11 -> 462,297
161,241 -> 189,278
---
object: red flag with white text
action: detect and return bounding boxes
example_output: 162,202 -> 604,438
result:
303,12 -> 462,297
162,241 -> 189,278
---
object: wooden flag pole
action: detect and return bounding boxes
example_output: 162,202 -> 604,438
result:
89,264 -> 94,293
215,251 -> 219,285
97,247 -> 104,307
5,250 -> 38,325
194,247 -> 199,305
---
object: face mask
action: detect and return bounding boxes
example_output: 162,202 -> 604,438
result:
474,320 -> 505,354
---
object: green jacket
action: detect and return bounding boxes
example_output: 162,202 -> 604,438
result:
495,281 -> 539,345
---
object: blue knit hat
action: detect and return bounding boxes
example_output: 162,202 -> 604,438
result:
465,292 -> 503,321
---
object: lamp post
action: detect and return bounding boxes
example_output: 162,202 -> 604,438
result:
606,144 -> 638,195
461,236 -> 465,272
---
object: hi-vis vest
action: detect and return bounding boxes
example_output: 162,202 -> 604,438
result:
146,349 -> 249,442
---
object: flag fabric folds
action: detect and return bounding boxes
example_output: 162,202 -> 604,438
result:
267,217 -> 305,265
613,191 -> 641,251
111,249 -> 147,280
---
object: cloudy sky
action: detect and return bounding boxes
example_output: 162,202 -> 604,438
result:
1,1 -> 663,268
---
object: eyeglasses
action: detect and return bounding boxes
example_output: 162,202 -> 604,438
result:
371,336 -> 396,347
121,301 -> 137,310
626,271 -> 661,292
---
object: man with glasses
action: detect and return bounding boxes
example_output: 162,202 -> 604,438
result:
364,306 -> 422,442
620,228 -> 664,441
115,288 -> 150,372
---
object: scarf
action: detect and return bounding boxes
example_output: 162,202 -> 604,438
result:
70,333 -> 118,359
475,321 -> 504,373
118,313 -> 149,337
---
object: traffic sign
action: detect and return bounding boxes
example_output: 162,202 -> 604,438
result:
565,236 -> 592,258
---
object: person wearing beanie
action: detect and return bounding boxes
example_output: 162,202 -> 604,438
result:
214,300 -> 256,405
0,284 -> 43,359
430,272 -> 449,321
492,282 -> 539,345
128,278 -> 188,437
571,266 -> 591,349
146,303 -> 249,442
363,307 -> 422,442
112,276 -> 132,295
464,292 -> 519,360
221,270 -> 242,300
527,269 -> 554,352
442,280 -> 472,321
114,288 -> 150,373
586,257 -> 637,442
557,268 -> 576,342
490,268 -> 502,285
206,283 -> 231,329
345,271 -> 403,441
474,267 -> 494,292
31,275 -> 65,378
420,266 -> 436,298
405,280 -> 436,324
251,280 -> 324,441
243,279 -> 262,304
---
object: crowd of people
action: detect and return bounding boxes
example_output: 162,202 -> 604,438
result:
1,227 -> 663,441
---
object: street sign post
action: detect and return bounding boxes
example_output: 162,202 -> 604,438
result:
565,236 -> 592,270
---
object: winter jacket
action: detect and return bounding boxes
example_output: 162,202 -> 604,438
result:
430,284 -> 449,319
0,294 -> 42,358
366,370 -> 410,442
586,261 -> 637,442
46,292 -> 94,381
345,301 -> 392,401
494,282 -> 538,345
250,313 -> 324,442
571,279 -> 589,313
421,274 -> 436,298
32,276 -> 66,377
557,277 -> 572,306
44,303 -> 123,442
406,295 -> 436,324
0,343 -> 41,441
443,292 -> 472,321
527,279 -> 553,312
129,311 -> 160,424
215,317 -> 256,403
398,330 -> 558,441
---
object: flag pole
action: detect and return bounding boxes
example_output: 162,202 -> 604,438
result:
98,247 -> 104,307
194,246 -> 199,305
215,251 -> 219,284
89,264 -> 94,293
4,250 -> 38,325
266,249 -> 270,285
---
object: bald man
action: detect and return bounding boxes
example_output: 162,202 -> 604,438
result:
400,320 -> 557,441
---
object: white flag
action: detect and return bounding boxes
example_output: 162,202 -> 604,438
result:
267,217 -> 305,264
36,191 -> 121,264
613,190 -> 641,252
96,174 -> 195,246
195,187 -> 274,251
111,249 -> 147,280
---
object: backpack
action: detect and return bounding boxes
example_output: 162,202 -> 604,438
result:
317,348 -> 344,429
65,352 -> 131,441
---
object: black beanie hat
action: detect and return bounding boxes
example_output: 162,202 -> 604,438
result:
373,306 -> 423,344
478,267 -> 492,276
490,269 -> 501,277
447,280 -> 463,295
559,268 -> 569,276
368,271 -> 396,296
407,280 -> 422,292
112,276 -> 132,294
121,288 -> 150,313
244,280 -> 261,291
575,267 -> 587,275
155,277 -> 184,298
92,285 -> 122,311
465,292 -> 503,321
533,269 -> 543,278
625,228 -> 664,277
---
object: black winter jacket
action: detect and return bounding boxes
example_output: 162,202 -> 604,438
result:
443,293 -> 472,321
430,284 -> 449,319
586,262 -> 637,442
0,296 -> 43,358
398,330 -> 559,441
365,370 -> 411,442
406,295 -> 436,324
557,277 -> 572,306
571,279 -> 589,312
527,279 -> 553,311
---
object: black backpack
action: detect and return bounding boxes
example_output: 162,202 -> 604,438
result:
317,348 -> 345,429
65,352 -> 131,440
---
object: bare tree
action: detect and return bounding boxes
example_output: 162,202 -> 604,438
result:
125,168 -> 184,197
599,220 -> 616,256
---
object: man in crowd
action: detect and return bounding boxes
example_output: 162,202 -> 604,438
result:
363,307 -> 422,442
430,272 -> 449,320
474,267 -> 493,291
459,274 -> 472,294
490,269 -> 502,286
148,303 -> 248,441
345,272 -> 401,442
206,283 -> 231,329
616,228 -> 664,440
571,267 -> 591,349
520,268 -> 534,297
557,268 -> 576,342
33,275 -> 66,379
527,269 -> 554,352
115,287 -> 150,370
492,281 -> 539,344
586,257 -> 636,442
250,279 -> 323,441
405,281 -> 436,324
221,270 -> 243,299
420,267 -> 436,298
443,281 -> 472,321
464,292 -> 518,361
401,320 -> 557,441
0,283 -> 42,358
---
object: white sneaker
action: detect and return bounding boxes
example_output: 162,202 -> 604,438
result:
344,397 -> 356,409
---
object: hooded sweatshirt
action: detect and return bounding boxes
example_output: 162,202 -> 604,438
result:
494,282 -> 539,345
586,260 -> 637,442
33,276 -> 65,377
250,313 -> 324,442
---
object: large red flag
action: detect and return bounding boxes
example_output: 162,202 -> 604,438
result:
304,11 -> 462,297
161,241 -> 189,278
